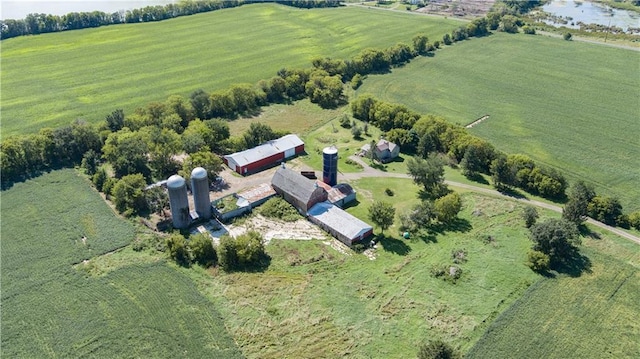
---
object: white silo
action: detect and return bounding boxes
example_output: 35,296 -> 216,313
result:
167,174 -> 190,229
191,167 -> 211,220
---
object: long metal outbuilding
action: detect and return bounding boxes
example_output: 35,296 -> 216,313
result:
223,134 -> 304,175
307,201 -> 373,247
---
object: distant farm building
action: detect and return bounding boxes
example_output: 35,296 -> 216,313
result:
361,139 -> 400,163
308,202 -> 373,247
223,134 -> 304,175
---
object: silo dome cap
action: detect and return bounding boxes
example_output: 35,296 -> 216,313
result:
323,146 -> 338,154
167,174 -> 186,188
191,167 -> 208,179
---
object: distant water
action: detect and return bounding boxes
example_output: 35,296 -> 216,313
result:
1,0 -> 175,20
542,0 -> 640,31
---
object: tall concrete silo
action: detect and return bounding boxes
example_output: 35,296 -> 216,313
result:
322,146 -> 338,186
191,167 -> 211,220
167,174 -> 190,229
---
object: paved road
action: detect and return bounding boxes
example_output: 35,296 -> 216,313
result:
343,155 -> 640,245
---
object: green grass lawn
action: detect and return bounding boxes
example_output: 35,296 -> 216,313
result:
0,3 -> 463,137
357,32 -> 640,212
0,170 -> 243,358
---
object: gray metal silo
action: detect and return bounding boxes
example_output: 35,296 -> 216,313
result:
322,146 -> 338,186
191,167 -> 211,220
167,174 -> 190,229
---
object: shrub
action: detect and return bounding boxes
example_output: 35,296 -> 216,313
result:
629,211 -> 640,230
451,249 -> 467,264
258,196 -> 302,222
190,233 -> 217,267
217,231 -> 268,272
418,339 -> 461,359
166,233 -> 192,267
522,25 -> 536,34
431,264 -> 463,283
351,74 -> 364,90
527,250 -> 550,272
522,206 -> 539,228
351,125 -> 363,139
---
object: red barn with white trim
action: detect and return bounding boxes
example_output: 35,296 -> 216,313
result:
223,134 -> 304,175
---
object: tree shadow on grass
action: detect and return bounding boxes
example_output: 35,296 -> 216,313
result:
429,218 -> 473,235
579,224 -> 601,240
466,172 -> 489,185
497,186 -> 528,200
377,234 -> 411,256
552,250 -> 592,278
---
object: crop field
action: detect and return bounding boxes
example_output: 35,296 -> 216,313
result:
0,170 -> 242,358
467,235 -> 640,359
187,180 -> 550,358
357,33 -> 640,211
0,3 -> 464,136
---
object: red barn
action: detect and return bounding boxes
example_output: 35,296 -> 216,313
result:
223,134 -> 304,175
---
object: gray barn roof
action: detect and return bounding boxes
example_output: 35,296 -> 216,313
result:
224,134 -> 303,167
271,167 -> 323,205
308,202 -> 373,240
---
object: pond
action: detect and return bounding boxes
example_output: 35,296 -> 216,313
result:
1,1 -> 176,20
541,0 -> 640,31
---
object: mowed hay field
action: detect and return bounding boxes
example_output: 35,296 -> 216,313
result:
357,33 -> 640,211
0,170 -> 243,358
0,3 -> 464,136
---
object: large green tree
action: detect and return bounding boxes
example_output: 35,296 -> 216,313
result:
242,122 -> 279,149
112,173 -> 148,216
529,219 -> 581,265
407,154 -> 447,198
562,181 -> 595,225
368,201 -> 396,235
180,151 -> 223,183
102,128 -> 150,178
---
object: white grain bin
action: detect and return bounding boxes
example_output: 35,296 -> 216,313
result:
167,174 -> 190,229
191,167 -> 211,220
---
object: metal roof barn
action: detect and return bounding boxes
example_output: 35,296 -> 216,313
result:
224,134 -> 304,175
308,202 -> 373,247
271,167 -> 327,215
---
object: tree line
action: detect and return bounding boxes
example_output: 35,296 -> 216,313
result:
351,95 -> 640,231
0,0 -> 341,40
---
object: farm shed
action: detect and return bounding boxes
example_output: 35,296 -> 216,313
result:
308,202 -> 373,247
223,134 -> 304,175
211,194 -> 251,222
316,181 -> 356,208
237,183 -> 277,208
271,167 -> 328,215
360,139 -> 400,163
